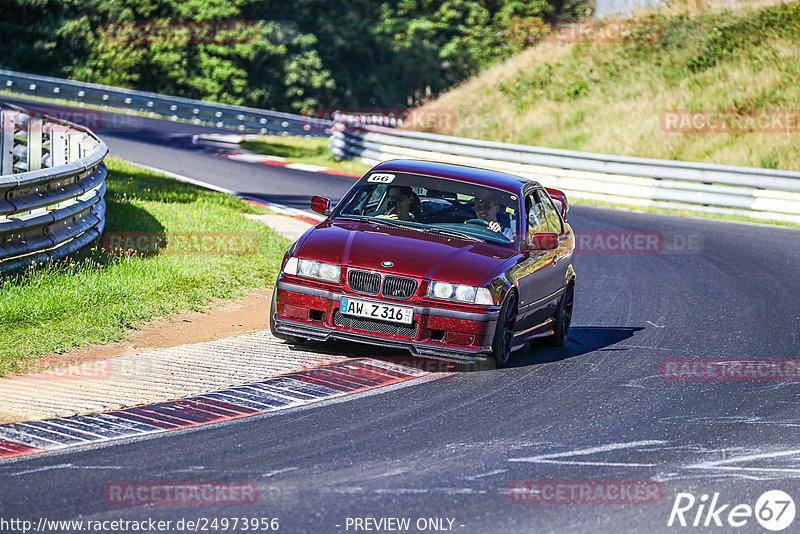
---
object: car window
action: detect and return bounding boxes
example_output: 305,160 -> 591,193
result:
334,172 -> 521,248
525,193 -> 549,236
539,191 -> 563,234
362,185 -> 388,213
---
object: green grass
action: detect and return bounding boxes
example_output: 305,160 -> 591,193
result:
0,158 -> 291,376
423,1 -> 800,170
240,136 -> 371,176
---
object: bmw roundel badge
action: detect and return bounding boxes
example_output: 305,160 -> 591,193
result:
381,261 -> 394,268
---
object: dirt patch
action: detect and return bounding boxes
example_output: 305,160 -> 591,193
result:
28,287 -> 273,373
244,212 -> 314,242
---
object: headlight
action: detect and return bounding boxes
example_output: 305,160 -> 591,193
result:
455,285 -> 476,302
283,257 -> 298,275
285,257 -> 341,282
428,281 -> 494,305
318,262 -> 340,281
431,281 -> 454,299
298,259 -> 319,277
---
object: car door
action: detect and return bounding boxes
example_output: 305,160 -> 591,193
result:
540,189 -> 574,289
513,190 -> 563,335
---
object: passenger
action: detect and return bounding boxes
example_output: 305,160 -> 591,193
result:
378,186 -> 419,221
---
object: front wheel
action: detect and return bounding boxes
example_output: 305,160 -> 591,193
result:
491,292 -> 518,368
545,282 -> 574,346
269,289 -> 306,344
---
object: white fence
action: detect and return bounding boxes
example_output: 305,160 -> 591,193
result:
330,119 -> 800,224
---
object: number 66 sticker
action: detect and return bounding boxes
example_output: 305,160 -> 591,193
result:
756,490 -> 796,531
367,173 -> 395,183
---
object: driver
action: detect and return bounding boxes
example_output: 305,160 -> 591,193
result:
473,196 -> 514,240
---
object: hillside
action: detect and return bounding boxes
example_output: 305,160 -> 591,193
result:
418,0 -> 800,170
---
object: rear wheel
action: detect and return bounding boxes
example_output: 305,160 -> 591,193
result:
545,282 -> 574,346
491,292 -> 518,368
269,289 -> 306,344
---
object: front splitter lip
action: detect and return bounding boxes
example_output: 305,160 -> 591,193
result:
276,279 -> 500,323
272,317 -> 492,364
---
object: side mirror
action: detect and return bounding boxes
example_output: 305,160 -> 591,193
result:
545,188 -> 569,220
531,232 -> 558,250
310,195 -> 331,216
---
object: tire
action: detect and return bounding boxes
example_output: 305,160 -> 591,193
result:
545,282 -> 574,346
491,292 -> 518,368
269,289 -> 306,344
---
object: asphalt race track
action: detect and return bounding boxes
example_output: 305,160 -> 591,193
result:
2,98 -> 800,533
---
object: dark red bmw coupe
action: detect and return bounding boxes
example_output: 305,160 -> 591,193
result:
270,159 -> 576,367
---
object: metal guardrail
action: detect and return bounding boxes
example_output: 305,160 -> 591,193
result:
0,69 -> 331,137
0,102 -> 107,272
331,118 -> 800,224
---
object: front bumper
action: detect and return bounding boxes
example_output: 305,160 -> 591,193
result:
273,279 -> 500,363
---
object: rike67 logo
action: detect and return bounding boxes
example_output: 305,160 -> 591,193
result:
668,490 -> 795,531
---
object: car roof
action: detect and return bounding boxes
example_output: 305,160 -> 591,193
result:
367,159 -> 539,194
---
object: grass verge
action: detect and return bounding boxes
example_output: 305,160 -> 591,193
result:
0,157 -> 291,376
240,135 -> 370,176
420,1 -> 800,170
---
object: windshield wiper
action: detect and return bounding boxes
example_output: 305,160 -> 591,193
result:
425,226 -> 483,243
336,215 -> 427,232
336,216 -> 481,242
334,214 -> 370,222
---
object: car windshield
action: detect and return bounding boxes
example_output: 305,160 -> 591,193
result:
334,171 -> 521,248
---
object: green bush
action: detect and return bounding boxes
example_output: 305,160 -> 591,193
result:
0,0 -> 591,112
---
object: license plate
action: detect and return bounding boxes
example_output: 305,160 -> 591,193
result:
340,297 -> 414,325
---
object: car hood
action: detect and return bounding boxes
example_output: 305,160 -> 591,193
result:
295,220 -> 518,285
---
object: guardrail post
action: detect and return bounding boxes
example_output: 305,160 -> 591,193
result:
12,113 -> 28,172
28,116 -> 43,171
51,130 -> 67,167
67,133 -> 82,162
0,109 -> 12,175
